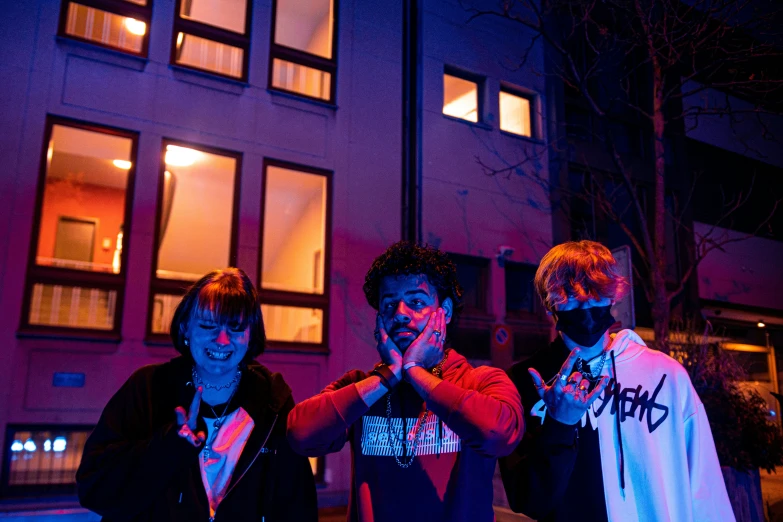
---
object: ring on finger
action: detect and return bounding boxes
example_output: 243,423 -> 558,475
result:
433,330 -> 442,338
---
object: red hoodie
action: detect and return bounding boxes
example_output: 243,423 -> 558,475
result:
287,349 -> 524,522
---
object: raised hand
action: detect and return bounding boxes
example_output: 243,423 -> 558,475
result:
375,314 -> 403,382
528,348 -> 609,425
403,308 -> 446,371
175,386 -> 206,447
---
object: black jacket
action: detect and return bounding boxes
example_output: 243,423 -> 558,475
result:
76,357 -> 317,522
499,338 -> 608,522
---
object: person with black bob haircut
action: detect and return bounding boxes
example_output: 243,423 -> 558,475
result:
77,267 -> 317,522
287,241 -> 524,522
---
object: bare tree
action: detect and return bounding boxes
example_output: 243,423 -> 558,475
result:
469,0 -> 783,350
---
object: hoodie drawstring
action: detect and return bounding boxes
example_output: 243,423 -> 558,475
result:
610,349 -> 625,491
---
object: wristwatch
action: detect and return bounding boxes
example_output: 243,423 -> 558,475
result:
370,363 -> 400,391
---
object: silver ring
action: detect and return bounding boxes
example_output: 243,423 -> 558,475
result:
560,373 -> 567,384
433,330 -> 442,337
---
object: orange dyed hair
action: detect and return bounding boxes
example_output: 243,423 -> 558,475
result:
534,240 -> 629,310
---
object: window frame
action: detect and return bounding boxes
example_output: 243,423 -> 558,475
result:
449,253 -> 491,318
0,423 -> 95,498
170,0 -> 253,81
498,86 -> 536,139
504,261 -> 542,322
442,66 -> 484,124
145,139 -> 243,343
258,158 -> 332,353
19,116 -> 138,340
58,0 -> 152,57
268,0 -> 340,104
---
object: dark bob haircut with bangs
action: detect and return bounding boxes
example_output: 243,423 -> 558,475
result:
363,241 -> 464,323
170,267 -> 266,360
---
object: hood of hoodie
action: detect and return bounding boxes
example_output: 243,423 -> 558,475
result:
605,329 -> 647,364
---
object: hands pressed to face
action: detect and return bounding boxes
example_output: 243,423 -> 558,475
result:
528,348 -> 610,425
375,308 -> 447,381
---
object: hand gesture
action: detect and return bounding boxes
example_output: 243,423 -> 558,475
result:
528,349 -> 609,425
175,386 -> 206,447
403,308 -> 446,371
375,314 -> 403,382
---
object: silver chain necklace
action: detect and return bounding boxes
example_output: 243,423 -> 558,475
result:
385,352 -> 447,468
199,371 -> 242,462
576,349 -> 608,384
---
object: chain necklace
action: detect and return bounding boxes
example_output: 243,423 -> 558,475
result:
201,375 -> 241,462
191,366 -> 242,391
576,348 -> 608,385
385,352 -> 448,468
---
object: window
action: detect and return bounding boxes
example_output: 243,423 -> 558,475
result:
450,254 -> 489,316
269,0 -> 337,102
499,89 -> 533,137
443,71 -> 480,122
260,160 -> 331,350
21,119 -> 137,336
59,0 -> 151,56
505,262 -> 537,318
1,425 -> 92,497
172,0 -> 252,80
148,141 -> 241,338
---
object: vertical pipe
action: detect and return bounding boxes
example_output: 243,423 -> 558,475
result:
401,0 -> 422,242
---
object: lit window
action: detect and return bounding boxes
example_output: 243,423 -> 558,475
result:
3,426 -> 92,496
443,73 -> 479,122
270,0 -> 337,102
22,119 -> 136,335
260,161 -> 331,349
499,90 -> 533,137
172,0 -> 250,80
59,0 -> 151,56
154,143 -> 238,282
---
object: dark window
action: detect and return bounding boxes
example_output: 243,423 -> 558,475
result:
147,141 -> 242,340
449,327 -> 491,361
171,0 -> 252,80
1,425 -> 93,497
450,254 -> 489,316
21,118 -> 137,338
59,0 -> 151,56
505,262 -> 537,317
269,0 -> 338,102
259,160 -> 332,352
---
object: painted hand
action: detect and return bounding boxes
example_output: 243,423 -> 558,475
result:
375,314 -> 403,382
175,386 -> 206,448
402,308 -> 446,372
529,348 -> 609,425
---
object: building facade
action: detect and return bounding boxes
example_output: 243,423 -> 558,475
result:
0,0 -> 550,507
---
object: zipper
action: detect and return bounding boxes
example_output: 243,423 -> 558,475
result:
209,413 -> 279,522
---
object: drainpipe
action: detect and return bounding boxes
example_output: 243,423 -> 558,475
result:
401,0 -> 422,242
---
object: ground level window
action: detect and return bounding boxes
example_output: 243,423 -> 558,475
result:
1,425 -> 92,497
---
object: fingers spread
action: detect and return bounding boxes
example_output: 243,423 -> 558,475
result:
559,348 -> 582,376
585,376 -> 611,406
528,368 -> 546,399
188,387 -> 202,427
175,406 -> 187,426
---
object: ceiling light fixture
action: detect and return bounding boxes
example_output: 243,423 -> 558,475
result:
113,159 -> 132,170
165,145 -> 200,167
124,18 -> 146,36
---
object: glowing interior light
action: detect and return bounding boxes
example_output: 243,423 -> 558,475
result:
53,437 -> 67,452
113,159 -> 132,170
23,439 -> 36,452
177,32 -> 184,47
10,441 -> 23,452
124,18 -> 146,36
757,321 -> 766,328
165,145 -> 200,167
44,439 -> 52,452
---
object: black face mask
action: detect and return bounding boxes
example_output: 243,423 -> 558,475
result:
554,305 -> 615,348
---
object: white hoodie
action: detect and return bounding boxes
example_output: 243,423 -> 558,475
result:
533,330 -> 735,522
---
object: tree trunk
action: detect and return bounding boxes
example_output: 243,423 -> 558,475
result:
650,49 -> 670,352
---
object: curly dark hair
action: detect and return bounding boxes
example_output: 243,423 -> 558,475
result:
363,241 -> 464,322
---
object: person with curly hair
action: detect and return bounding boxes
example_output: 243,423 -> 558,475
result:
500,241 -> 734,522
287,241 -> 524,522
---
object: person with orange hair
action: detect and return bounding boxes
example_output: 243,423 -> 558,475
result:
500,240 -> 734,522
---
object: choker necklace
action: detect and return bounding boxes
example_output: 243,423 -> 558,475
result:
576,349 -> 608,385
191,366 -> 242,391
385,352 -> 448,468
